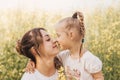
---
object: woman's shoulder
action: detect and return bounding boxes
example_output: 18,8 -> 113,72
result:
21,69 -> 58,80
21,69 -> 40,80
21,72 -> 36,80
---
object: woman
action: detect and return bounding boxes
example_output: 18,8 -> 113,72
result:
16,28 -> 65,80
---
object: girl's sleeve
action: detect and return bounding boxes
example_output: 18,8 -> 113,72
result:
85,56 -> 102,73
57,50 -> 69,64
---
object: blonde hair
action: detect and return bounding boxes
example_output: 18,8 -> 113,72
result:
58,11 -> 85,38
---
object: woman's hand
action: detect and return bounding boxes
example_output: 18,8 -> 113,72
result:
25,60 -> 35,73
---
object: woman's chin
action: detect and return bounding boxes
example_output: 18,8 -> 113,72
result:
51,50 -> 59,57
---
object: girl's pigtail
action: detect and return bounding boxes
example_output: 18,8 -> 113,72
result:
72,12 -> 85,37
77,12 -> 85,37
72,12 -> 85,61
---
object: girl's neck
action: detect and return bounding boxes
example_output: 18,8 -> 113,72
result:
36,56 -> 56,77
69,42 -> 86,59
70,41 -> 81,53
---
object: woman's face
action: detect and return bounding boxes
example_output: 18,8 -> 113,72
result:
39,30 -> 59,57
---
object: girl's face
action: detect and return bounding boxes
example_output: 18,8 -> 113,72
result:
55,24 -> 71,50
39,30 -> 59,57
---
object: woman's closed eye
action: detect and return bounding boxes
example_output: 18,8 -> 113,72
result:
46,38 -> 51,41
44,34 -> 51,41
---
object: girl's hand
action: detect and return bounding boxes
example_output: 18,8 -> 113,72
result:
92,71 -> 104,80
25,60 -> 35,73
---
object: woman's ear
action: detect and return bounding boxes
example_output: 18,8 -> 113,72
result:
30,47 -> 37,56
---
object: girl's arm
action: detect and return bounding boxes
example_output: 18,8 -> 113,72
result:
25,60 -> 35,73
92,71 -> 104,80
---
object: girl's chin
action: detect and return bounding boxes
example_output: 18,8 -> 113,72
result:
59,46 -> 67,51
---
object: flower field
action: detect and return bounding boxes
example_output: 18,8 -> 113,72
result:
0,6 -> 120,80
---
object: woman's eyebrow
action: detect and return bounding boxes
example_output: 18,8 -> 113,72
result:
44,34 -> 50,37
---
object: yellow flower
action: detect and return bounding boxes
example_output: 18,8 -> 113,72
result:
57,66 -> 66,80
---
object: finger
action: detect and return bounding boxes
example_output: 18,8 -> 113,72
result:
32,67 -> 35,73
31,62 -> 35,68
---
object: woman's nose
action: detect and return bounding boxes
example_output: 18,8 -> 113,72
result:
53,39 -> 60,48
53,38 -> 58,44
53,38 -> 60,45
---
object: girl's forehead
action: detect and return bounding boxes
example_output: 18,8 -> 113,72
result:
55,23 -> 66,30
56,20 -> 67,27
56,27 -> 64,33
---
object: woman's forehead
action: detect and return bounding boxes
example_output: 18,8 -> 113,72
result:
40,30 -> 50,37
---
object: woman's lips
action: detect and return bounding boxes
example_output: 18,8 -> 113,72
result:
53,45 -> 57,48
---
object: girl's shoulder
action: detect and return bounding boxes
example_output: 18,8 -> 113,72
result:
57,50 -> 70,58
82,51 -> 102,73
82,50 -> 101,61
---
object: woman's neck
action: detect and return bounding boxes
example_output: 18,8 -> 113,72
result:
36,56 -> 56,77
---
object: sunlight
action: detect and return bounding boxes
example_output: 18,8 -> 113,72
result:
0,0 -> 119,13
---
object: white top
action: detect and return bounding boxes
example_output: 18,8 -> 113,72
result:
57,50 -> 102,80
21,69 -> 58,80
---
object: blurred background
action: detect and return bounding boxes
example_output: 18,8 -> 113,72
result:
0,0 -> 120,80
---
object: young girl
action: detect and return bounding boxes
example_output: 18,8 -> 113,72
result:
26,12 -> 104,80
55,11 -> 104,80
